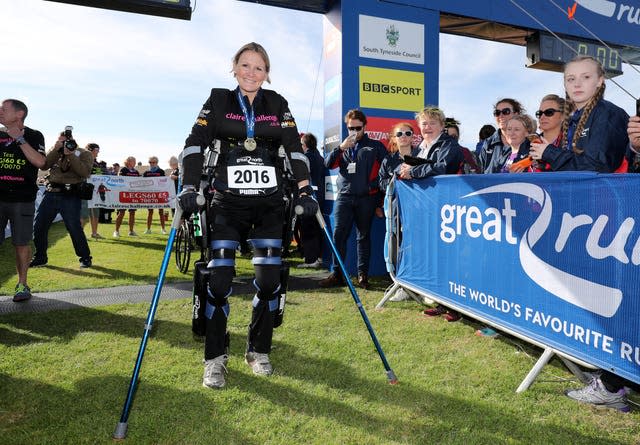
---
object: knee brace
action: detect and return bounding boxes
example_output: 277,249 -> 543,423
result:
249,238 -> 282,300
204,239 -> 239,319
273,261 -> 290,328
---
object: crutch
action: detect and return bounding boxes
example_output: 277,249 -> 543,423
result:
113,196 -> 203,439
298,206 -> 398,384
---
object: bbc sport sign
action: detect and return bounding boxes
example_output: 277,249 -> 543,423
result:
394,172 -> 640,384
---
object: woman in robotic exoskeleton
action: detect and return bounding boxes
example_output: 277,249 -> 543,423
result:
178,42 -> 317,389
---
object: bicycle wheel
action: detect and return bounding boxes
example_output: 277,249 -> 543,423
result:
175,220 -> 193,274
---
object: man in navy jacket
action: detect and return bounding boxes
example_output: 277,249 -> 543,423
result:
320,109 -> 386,289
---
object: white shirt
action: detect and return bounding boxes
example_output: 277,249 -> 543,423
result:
417,133 -> 441,159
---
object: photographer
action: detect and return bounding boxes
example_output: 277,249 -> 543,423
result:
30,127 -> 93,268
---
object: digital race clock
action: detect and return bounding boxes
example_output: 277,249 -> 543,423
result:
526,31 -> 623,77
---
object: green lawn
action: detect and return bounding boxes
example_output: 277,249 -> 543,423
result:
1,221 -> 638,444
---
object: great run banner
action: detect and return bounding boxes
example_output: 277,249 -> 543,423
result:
394,172 -> 640,384
87,175 -> 176,210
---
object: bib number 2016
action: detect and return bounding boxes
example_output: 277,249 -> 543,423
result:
227,165 -> 277,189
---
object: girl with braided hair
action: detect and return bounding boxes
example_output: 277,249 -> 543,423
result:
529,55 -> 629,172
529,55 -> 635,411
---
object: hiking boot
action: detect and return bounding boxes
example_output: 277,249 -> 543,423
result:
29,257 -> 47,268
565,376 -> 630,412
79,257 -> 92,268
423,305 -> 447,317
13,283 -> 32,302
244,351 -> 273,376
113,230 -> 120,238
319,273 -> 344,288
203,354 -> 228,389
357,273 -> 370,289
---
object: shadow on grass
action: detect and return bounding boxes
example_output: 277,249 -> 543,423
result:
1,354 -> 624,445
0,224 -> 68,289
41,263 -> 168,282
228,342 -> 627,445
0,303 -> 199,350
0,373 -> 259,445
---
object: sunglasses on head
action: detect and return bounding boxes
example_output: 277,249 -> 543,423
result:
395,130 -> 413,137
493,108 -> 513,117
347,126 -> 363,131
535,108 -> 562,118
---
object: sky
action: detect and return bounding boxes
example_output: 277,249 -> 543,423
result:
3,0 -> 640,168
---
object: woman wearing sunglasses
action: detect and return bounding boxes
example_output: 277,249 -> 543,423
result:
535,94 -> 567,147
378,122 -> 419,192
476,98 -> 525,173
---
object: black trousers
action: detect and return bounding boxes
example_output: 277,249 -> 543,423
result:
204,191 -> 285,360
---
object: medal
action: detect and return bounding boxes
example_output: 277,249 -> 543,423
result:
244,138 -> 257,151
236,89 -> 258,153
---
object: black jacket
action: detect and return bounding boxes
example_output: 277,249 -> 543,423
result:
542,99 -> 629,172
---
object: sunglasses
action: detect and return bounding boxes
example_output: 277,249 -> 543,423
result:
535,108 -> 562,118
347,126 -> 363,131
493,108 -> 514,117
395,130 -> 413,137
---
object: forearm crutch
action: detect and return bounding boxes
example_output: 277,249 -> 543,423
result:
303,207 -> 398,384
113,204 -> 186,439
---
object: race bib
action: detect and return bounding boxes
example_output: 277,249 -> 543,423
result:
227,165 -> 277,189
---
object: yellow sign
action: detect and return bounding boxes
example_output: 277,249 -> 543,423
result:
359,66 -> 424,111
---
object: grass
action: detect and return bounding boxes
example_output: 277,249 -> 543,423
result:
1,222 -> 639,444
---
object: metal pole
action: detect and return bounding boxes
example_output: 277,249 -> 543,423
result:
113,206 -> 183,439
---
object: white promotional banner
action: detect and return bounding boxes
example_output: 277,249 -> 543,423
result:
87,175 -> 176,209
358,14 -> 424,65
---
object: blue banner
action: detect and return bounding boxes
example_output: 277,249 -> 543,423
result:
394,172 -> 640,384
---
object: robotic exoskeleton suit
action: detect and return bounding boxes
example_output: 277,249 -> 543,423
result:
180,87 -> 312,362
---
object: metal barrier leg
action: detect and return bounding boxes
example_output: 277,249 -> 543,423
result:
376,282 -> 400,309
560,357 -> 592,384
516,348 -> 554,393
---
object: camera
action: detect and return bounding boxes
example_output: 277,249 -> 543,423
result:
61,125 -> 78,152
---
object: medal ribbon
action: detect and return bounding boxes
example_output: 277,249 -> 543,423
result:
236,89 -> 255,140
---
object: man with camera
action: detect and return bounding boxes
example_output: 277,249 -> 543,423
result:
0,99 -> 46,302
30,127 -> 94,268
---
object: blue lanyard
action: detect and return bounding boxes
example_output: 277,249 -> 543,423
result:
349,142 -> 359,160
236,89 -> 255,139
